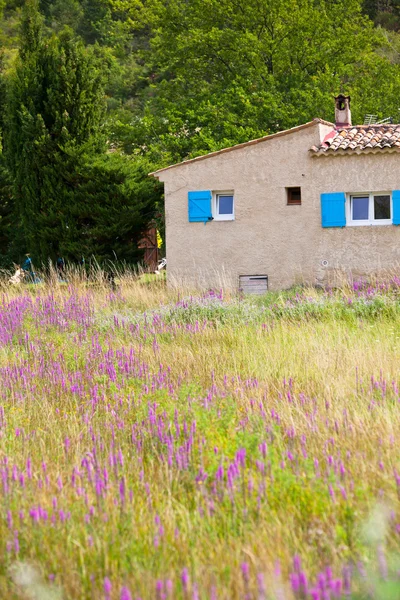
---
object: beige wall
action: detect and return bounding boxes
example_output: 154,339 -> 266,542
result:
158,122 -> 400,290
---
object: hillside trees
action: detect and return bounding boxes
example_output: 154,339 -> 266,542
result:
363,0 -> 400,30
106,0 -> 400,161
132,0 -> 400,141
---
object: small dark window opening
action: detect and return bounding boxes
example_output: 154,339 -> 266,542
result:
287,187 -> 301,205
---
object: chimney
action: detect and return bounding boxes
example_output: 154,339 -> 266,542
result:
334,94 -> 351,128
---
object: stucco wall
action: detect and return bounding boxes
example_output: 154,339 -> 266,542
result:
157,122 -> 400,290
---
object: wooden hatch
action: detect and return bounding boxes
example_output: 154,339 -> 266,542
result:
239,275 -> 268,295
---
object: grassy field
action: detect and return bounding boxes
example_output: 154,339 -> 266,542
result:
1,275 -> 400,599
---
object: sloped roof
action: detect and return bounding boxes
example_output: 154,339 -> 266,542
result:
150,118 -> 334,178
311,124 -> 400,155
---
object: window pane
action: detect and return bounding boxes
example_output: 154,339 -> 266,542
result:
352,196 -> 369,220
291,190 -> 301,202
218,195 -> 233,215
374,195 -> 390,220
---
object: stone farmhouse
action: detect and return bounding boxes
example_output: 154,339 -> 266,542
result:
150,96 -> 400,292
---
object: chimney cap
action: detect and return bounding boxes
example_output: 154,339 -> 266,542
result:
335,93 -> 351,101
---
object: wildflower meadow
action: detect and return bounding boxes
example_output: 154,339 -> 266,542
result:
1,275 -> 400,599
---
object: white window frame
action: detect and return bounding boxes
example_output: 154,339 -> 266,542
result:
346,192 -> 392,226
212,191 -> 235,221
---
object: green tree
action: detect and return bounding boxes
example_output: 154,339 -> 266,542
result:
4,0 -> 159,265
5,4 -> 104,259
58,152 -> 161,263
0,140 -> 15,266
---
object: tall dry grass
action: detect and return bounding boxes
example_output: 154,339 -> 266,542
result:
0,273 -> 399,598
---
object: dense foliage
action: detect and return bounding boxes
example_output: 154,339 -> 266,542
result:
0,0 -> 399,265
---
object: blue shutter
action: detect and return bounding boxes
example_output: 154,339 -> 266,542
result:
392,190 -> 400,225
188,190 -> 212,222
321,193 -> 346,228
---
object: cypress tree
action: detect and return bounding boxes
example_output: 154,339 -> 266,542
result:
4,0 -> 105,263
5,0 -> 159,266
0,52 -> 14,265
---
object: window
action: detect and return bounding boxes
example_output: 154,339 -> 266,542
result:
213,192 -> 234,220
287,187 -> 301,205
347,193 -> 391,226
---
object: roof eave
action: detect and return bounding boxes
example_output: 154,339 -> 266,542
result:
310,147 -> 400,157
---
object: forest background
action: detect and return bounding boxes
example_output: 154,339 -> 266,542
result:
0,0 -> 399,268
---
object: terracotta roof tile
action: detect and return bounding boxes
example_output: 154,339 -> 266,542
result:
311,124 -> 400,154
